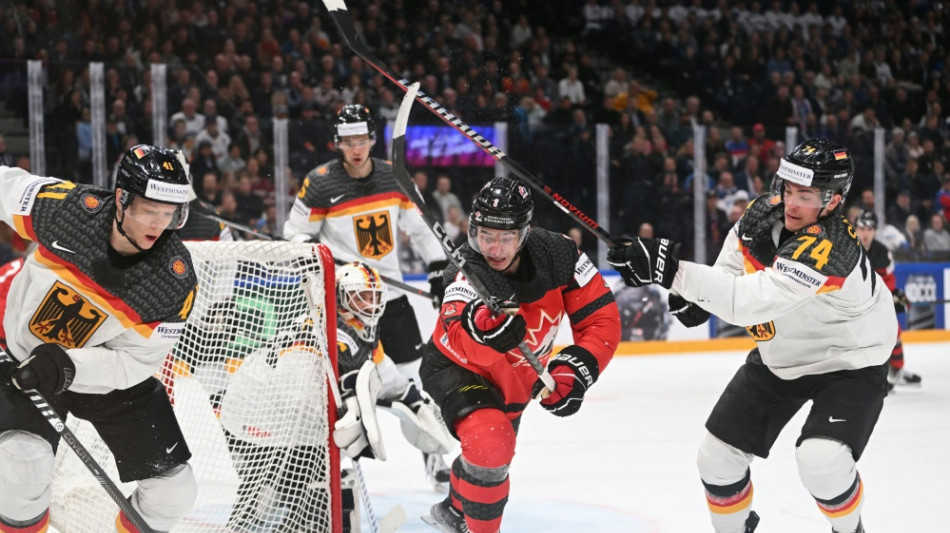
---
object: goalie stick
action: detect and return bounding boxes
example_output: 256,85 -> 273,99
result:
300,268 -> 407,533
391,82 -> 555,397
0,347 -> 156,533
187,207 -> 438,304
321,0 -> 617,247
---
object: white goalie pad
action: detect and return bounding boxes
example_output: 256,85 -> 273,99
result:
334,361 -> 386,461
383,392 -> 456,455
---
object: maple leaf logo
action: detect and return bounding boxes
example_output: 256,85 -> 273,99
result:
510,309 -> 561,367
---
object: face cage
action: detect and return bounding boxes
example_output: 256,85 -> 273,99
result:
119,191 -> 189,230
467,224 -> 530,259
769,177 -> 837,210
339,286 -> 386,343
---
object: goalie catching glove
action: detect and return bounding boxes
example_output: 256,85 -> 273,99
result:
461,298 -> 526,354
607,237 -> 681,289
668,291 -> 710,328
0,343 -> 75,396
539,345 -> 600,417
334,360 -> 386,461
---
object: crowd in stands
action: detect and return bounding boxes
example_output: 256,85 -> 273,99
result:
1,0 -> 948,267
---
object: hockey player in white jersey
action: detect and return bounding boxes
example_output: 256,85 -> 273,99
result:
284,104 -> 451,481
0,145 -> 199,533
609,138 -> 892,533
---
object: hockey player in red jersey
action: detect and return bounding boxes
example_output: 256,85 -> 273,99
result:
0,145 -> 199,533
854,210 -> 921,390
420,177 -> 621,533
609,139 -> 892,533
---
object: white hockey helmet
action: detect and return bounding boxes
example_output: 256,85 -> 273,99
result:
335,261 -> 387,342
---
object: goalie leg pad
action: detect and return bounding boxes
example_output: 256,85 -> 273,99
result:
0,430 -> 54,522
128,463 -> 197,532
334,361 -> 386,461
382,390 -> 456,455
375,354 -> 411,402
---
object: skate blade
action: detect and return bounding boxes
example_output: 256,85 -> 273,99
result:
421,513 -> 457,532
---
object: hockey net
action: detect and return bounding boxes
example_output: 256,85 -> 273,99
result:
49,241 -> 342,533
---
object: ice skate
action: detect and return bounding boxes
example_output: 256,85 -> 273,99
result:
745,510 -> 760,532
888,366 -> 921,386
425,452 -> 451,491
422,498 -> 470,532
833,518 -> 864,533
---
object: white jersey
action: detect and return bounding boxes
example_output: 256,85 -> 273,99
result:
283,158 -> 446,301
0,166 -> 197,394
673,194 -> 896,380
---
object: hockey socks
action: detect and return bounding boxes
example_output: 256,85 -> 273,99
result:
0,510 -> 49,533
702,469 -> 755,533
813,474 -> 864,533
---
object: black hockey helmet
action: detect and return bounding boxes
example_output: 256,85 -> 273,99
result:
115,144 -> 191,230
468,177 -> 533,256
334,104 -> 376,146
770,138 -> 854,208
856,209 -> 878,229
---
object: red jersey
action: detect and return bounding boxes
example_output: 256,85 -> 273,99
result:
432,228 -> 620,413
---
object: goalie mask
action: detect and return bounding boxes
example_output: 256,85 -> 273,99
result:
770,138 -> 854,209
336,261 -> 387,342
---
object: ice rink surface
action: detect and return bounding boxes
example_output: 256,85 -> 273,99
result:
361,343 -> 950,533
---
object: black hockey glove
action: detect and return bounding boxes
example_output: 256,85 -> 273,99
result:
668,291 -> 711,328
607,237 -> 681,289
892,288 -> 909,315
427,260 -> 449,308
2,344 -> 76,396
461,299 -> 527,354
540,345 -> 600,417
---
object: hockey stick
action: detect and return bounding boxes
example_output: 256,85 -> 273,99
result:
321,0 -> 617,247
300,272 -> 407,533
0,347 -> 156,533
188,208 -> 438,303
392,83 -> 555,397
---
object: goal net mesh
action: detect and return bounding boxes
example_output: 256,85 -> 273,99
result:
49,241 -> 340,533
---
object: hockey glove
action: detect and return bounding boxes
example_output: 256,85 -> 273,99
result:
540,345 -> 600,417
669,291 -> 711,328
607,237 -> 681,289
2,344 -> 76,396
334,360 -> 386,461
427,260 -> 449,308
892,288 -> 909,315
461,299 -> 526,354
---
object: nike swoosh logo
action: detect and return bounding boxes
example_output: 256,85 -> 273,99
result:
51,241 -> 76,254
330,194 -> 346,203
166,442 -> 179,454
740,234 -> 753,242
828,416 -> 847,423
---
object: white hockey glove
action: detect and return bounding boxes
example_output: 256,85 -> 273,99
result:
380,383 -> 456,455
334,360 -> 386,461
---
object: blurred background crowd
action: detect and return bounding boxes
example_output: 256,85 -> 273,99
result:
0,0 -> 948,270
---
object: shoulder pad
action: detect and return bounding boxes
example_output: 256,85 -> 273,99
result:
775,215 -> 861,277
